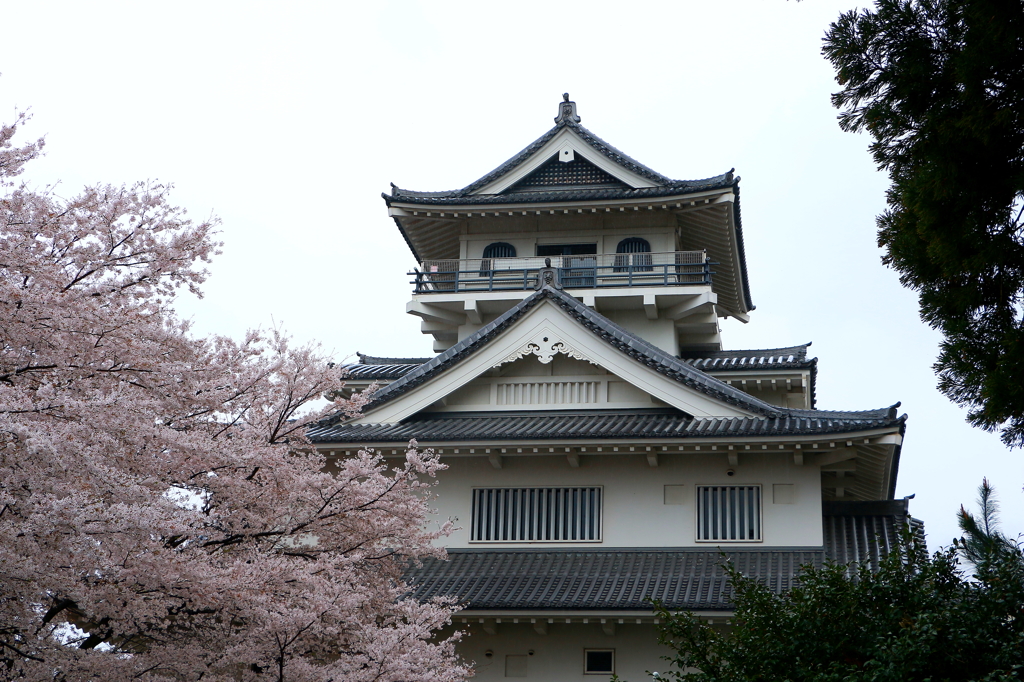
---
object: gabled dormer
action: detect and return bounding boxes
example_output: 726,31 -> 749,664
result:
383,95 -> 753,355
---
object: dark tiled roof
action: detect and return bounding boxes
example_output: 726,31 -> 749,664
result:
358,353 -> 431,365
732,180 -> 754,313
344,364 -> 423,380
383,98 -> 755,312
384,177 -> 735,207
325,287 -> 787,425
313,410 -> 683,442
387,115 -> 681,205
381,111 -> 736,206
308,407 -> 903,444
409,548 -> 821,611
340,353 -> 430,380
679,343 -> 819,409
404,505 -> 923,611
823,500 -> 926,568
678,344 -> 814,370
311,288 -> 903,441
342,344 -> 815,385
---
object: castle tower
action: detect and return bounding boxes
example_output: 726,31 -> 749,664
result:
388,93 -> 751,357
310,96 -> 918,682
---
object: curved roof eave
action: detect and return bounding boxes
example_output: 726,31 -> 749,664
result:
730,177 -> 755,312
382,111 -> 735,204
312,288 -> 903,432
381,177 -> 735,207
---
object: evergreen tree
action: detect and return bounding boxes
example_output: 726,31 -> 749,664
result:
822,0 -> 1024,446
955,477 -> 1020,568
648,483 -> 1024,681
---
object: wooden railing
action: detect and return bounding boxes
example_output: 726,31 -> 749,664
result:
410,251 -> 712,294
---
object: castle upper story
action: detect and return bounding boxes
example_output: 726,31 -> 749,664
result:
384,95 -> 753,356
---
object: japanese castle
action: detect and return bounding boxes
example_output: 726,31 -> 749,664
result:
309,95 -> 921,681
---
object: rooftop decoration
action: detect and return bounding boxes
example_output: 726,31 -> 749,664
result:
554,92 -> 581,124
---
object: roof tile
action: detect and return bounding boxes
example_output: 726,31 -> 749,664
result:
308,408 -> 903,444
404,505 -> 923,611
315,288 -> 897,436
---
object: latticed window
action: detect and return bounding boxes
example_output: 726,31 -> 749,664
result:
471,487 -> 602,542
614,237 -> 653,272
479,242 -> 516,275
696,485 -> 762,541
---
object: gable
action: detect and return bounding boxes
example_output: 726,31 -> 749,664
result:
471,128 -> 660,195
508,153 -> 630,193
351,298 -> 761,424
424,353 -> 674,413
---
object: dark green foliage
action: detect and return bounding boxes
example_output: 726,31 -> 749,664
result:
652,544 -> 1023,681
650,483 -> 1024,681
822,0 -> 1024,446
955,477 -> 1020,567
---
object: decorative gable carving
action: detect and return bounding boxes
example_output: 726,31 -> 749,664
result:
493,332 -> 599,368
349,299 -> 760,424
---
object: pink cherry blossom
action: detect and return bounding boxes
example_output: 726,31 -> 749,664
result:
0,112 -> 469,682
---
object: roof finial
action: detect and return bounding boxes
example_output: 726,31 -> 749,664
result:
554,92 -> 581,125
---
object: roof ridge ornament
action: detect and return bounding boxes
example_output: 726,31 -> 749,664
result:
554,93 -> 581,125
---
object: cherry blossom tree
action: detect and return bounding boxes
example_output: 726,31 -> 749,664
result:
0,112 -> 469,682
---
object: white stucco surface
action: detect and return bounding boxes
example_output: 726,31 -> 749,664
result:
450,622 -> 670,682
426,452 -> 824,548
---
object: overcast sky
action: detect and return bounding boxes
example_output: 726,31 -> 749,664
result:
2,0 -> 1021,548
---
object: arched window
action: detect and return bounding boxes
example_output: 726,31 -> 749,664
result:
480,242 -> 516,275
614,237 -> 652,272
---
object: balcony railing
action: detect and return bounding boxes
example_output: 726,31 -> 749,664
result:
410,251 -> 712,294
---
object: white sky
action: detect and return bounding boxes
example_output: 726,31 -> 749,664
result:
3,0 -> 1021,549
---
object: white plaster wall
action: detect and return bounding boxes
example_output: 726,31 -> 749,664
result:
455,308 -> 681,356
449,622 -> 670,682
600,310 -> 679,356
426,453 -> 823,549
461,213 -> 677,260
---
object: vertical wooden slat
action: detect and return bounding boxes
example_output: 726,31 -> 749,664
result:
696,486 -> 762,541
471,487 -> 605,542
472,489 -> 480,541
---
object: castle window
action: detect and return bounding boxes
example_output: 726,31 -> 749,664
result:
537,244 -> 597,287
614,237 -> 653,272
584,650 -> 615,675
480,242 -> 517,275
536,243 -> 596,257
696,485 -> 762,541
471,487 -> 602,542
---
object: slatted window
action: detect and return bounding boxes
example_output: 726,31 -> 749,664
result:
614,237 -> 653,272
471,487 -> 602,542
696,485 -> 762,542
480,242 -> 517,275
495,381 -> 601,406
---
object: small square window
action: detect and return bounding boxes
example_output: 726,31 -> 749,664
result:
584,649 -> 614,675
